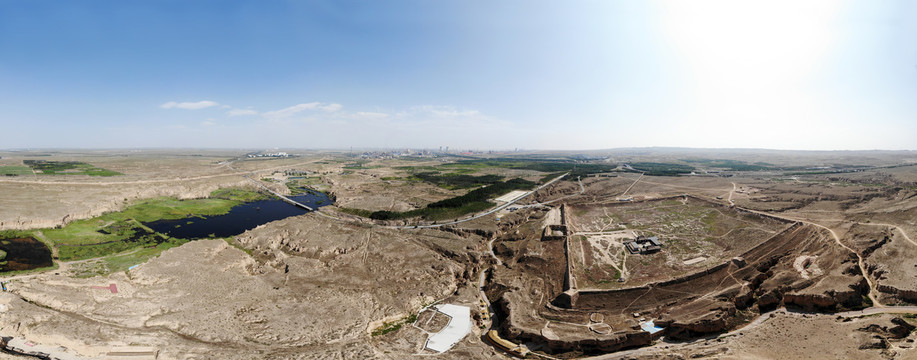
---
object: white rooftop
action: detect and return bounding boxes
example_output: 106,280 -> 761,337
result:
495,190 -> 529,203
424,304 -> 472,353
5,338 -> 89,360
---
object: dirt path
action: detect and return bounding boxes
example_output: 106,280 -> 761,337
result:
727,182 -> 736,204
738,210 -> 883,307
811,225 -> 880,306
620,173 -> 644,197
1,246 -> 146,283
588,305 -> 917,359
620,180 -> 882,307
33,231 -> 58,259
620,249 -> 628,279
487,237 -> 502,266
855,222 -> 917,247
635,178 -> 729,192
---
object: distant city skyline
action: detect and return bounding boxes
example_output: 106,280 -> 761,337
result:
1,1 -> 916,150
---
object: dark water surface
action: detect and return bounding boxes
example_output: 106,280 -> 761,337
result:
145,191 -> 331,239
0,237 -> 53,271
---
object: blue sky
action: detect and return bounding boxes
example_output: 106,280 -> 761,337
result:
1,0 -> 915,150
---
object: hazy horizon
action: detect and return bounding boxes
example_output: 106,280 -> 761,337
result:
2,1 -> 916,150
2,146 -> 915,154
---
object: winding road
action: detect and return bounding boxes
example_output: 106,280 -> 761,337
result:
736,208 -> 883,307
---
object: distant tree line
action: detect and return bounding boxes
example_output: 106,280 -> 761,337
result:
368,178 -> 537,220
628,162 -> 696,176
412,172 -> 503,189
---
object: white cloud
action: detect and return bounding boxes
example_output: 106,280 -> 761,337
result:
160,100 -> 220,110
410,105 -> 481,118
321,103 -> 343,112
227,108 -> 258,117
262,102 -> 343,118
201,119 -> 216,126
350,111 -> 389,120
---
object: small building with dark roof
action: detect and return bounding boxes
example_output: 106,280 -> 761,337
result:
624,236 -> 663,254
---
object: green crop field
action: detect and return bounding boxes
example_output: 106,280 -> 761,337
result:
23,160 -> 123,176
0,165 -> 33,176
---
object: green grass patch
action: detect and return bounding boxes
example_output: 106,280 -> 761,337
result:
394,165 -> 440,173
411,172 -> 503,190
444,158 -> 617,177
681,159 -> 773,171
371,313 -> 419,336
861,295 -> 874,308
342,160 -> 381,169
223,237 -> 254,256
0,230 -> 37,239
337,207 -> 375,217
0,165 -> 32,176
366,178 -> 536,221
0,263 -> 58,277
56,229 -> 167,261
398,159 -> 616,180
103,238 -> 190,272
39,187 -> 264,261
540,172 -> 566,183
209,188 -> 270,202
23,160 -> 122,176
68,238 -> 191,278
628,162 -> 695,176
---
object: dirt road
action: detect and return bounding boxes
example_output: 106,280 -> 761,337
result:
737,208 -> 883,307
589,305 -> 917,359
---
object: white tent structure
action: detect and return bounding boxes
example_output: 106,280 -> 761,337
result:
424,304 -> 472,353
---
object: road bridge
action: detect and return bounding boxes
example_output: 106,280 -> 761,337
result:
243,176 -> 314,211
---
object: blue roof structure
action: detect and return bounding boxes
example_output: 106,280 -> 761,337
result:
640,320 -> 664,334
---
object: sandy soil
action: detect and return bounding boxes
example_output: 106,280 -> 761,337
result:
2,150 -> 917,359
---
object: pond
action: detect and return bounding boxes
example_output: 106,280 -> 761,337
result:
0,237 -> 54,272
145,190 -> 331,239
